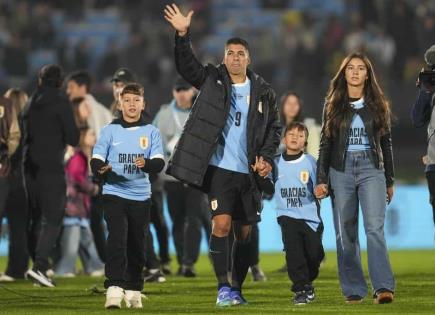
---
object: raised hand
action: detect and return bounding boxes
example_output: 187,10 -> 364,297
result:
163,3 -> 194,36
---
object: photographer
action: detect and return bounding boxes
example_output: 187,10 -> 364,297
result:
411,44 -> 435,224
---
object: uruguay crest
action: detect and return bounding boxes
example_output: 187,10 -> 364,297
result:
300,170 -> 309,184
140,136 -> 149,149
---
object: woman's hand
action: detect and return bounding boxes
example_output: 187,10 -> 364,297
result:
314,184 -> 328,199
387,186 -> 394,204
164,3 -> 194,36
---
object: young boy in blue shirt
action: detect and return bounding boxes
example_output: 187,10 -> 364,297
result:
259,122 -> 325,305
90,83 -> 165,309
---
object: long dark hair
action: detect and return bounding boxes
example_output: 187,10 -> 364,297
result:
323,52 -> 392,137
279,91 -> 303,126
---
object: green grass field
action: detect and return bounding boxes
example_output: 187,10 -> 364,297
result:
0,250 -> 434,314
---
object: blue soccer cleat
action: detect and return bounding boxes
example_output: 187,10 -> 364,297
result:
230,290 -> 248,305
216,286 -> 232,307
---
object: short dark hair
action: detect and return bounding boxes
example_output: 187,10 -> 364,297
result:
225,37 -> 250,53
71,96 -> 85,107
120,83 -> 144,97
67,70 -> 92,92
284,121 -> 309,142
39,64 -> 64,88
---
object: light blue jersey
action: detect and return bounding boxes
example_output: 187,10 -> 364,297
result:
347,98 -> 370,151
92,120 -> 164,201
209,78 -> 251,174
273,153 -> 321,231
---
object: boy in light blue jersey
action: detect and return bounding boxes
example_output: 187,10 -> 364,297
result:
90,83 -> 165,309
259,122 -> 324,305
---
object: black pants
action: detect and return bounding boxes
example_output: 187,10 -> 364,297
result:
227,223 -> 260,270
4,172 -> 29,278
90,194 -> 106,263
426,171 -> 435,224
278,216 -> 324,292
144,226 -> 160,270
0,177 -> 8,220
25,171 -> 66,273
165,181 -> 211,266
103,194 -> 150,291
149,191 -> 170,264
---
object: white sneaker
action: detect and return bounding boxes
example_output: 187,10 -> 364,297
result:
45,269 -> 54,278
0,273 -> 15,282
105,286 -> 124,309
124,290 -> 143,308
89,269 -> 104,277
26,269 -> 55,287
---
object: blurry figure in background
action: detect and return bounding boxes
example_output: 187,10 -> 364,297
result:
66,70 -> 112,263
23,64 -> 79,287
153,77 -> 211,277
71,96 -> 91,128
411,44 -> 435,224
0,88 -> 25,282
109,68 -> 137,117
279,91 -> 321,158
0,90 -> 20,219
66,70 -> 112,138
55,126 -> 104,277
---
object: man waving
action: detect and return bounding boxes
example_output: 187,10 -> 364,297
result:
164,4 -> 280,307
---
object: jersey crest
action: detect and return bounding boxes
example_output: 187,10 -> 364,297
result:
300,170 -> 309,184
140,136 -> 149,149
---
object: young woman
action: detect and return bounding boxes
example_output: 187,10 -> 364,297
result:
315,52 -> 395,304
279,91 -> 321,159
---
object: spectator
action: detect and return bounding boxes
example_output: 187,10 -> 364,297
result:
23,64 -> 79,287
55,126 -> 104,277
0,90 -> 20,233
109,68 -> 137,117
279,91 -> 321,158
0,88 -> 29,282
153,77 -> 211,277
71,96 -> 91,129
66,70 -> 112,138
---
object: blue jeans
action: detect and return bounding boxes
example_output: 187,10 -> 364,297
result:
329,151 -> 395,297
55,224 -> 103,275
